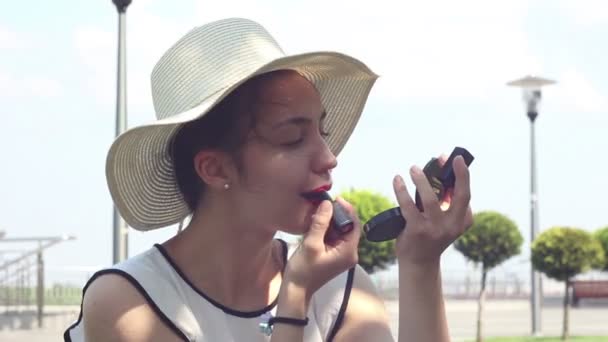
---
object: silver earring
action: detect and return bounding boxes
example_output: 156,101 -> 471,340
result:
224,183 -> 230,190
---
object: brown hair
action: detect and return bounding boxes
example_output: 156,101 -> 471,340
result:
169,85 -> 256,212
169,70 -> 296,212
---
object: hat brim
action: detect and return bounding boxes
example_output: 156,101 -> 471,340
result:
106,51 -> 379,231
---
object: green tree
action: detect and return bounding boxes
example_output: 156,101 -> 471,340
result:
531,226 -> 605,341
453,211 -> 523,342
593,226 -> 608,270
338,188 -> 396,273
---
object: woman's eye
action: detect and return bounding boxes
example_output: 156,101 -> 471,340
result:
282,138 -> 304,147
283,129 -> 329,146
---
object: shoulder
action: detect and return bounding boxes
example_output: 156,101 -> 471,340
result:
330,264 -> 394,341
310,264 -> 393,341
347,264 -> 390,320
80,269 -> 187,342
64,246 -> 191,342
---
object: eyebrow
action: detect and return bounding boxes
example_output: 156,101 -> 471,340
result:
271,111 -> 328,129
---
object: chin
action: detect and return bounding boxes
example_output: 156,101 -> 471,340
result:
273,204 -> 314,235
277,217 -> 311,236
279,224 -> 309,236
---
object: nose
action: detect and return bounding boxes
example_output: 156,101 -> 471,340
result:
312,138 -> 338,174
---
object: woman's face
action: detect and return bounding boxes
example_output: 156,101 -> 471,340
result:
229,71 -> 337,235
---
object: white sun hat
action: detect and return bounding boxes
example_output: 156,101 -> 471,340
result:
106,17 -> 379,231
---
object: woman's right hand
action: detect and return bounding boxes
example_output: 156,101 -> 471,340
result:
283,198 -> 361,301
269,199 -> 360,342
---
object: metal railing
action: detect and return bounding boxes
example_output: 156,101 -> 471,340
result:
0,234 -> 75,329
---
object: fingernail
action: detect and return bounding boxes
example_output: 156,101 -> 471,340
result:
394,175 -> 403,185
410,165 -> 422,176
319,200 -> 331,211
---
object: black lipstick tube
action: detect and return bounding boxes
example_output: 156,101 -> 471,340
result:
306,192 -> 354,234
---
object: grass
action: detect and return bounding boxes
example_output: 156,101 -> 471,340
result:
466,337 -> 608,342
1,285 -> 82,306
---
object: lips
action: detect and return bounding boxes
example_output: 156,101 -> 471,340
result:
311,184 -> 331,192
301,184 -> 332,202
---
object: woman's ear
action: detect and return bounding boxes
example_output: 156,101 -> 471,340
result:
193,150 -> 232,191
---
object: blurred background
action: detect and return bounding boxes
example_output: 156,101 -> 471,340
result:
1,0 -> 607,341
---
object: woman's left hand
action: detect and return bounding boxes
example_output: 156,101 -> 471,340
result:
393,154 -> 474,266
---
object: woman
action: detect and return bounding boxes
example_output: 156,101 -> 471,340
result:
64,18 -> 473,342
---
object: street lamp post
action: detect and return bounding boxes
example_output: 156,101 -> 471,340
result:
507,75 -> 556,336
112,0 -> 132,264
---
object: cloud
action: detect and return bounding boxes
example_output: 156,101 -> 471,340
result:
193,0 -> 539,100
0,70 -> 64,98
73,0 -> 541,115
549,69 -> 608,113
73,27 -> 114,105
73,2 -> 197,123
0,26 -> 29,50
0,26 -> 62,98
559,0 -> 608,26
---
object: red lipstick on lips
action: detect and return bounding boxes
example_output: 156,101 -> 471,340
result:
312,184 -> 332,192
303,185 -> 332,204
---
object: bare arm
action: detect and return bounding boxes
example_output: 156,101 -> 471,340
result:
391,155 -> 473,342
268,280 -> 310,342
270,198 -> 361,341
397,260 -> 449,342
333,265 -> 394,341
82,273 -> 184,342
332,261 -> 450,342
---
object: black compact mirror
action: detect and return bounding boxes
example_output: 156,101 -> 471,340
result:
363,147 -> 474,242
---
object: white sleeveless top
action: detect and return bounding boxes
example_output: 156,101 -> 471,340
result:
64,239 -> 356,342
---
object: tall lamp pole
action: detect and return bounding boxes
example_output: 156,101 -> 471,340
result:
507,75 -> 556,336
112,0 -> 132,264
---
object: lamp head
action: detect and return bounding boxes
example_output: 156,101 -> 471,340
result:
523,88 -> 542,113
113,0 -> 132,12
507,75 -> 556,120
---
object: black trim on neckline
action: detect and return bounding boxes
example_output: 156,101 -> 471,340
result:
327,266 -> 356,342
153,238 -> 288,318
63,269 -> 189,342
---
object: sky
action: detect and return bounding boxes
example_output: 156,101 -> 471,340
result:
1,0 -> 607,287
